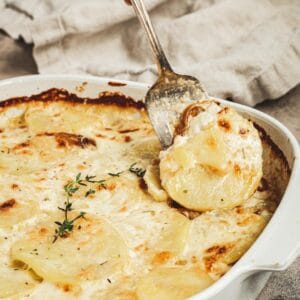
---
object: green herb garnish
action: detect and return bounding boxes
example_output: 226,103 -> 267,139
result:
53,212 -> 86,243
53,162 -> 145,242
129,163 -> 146,177
85,189 -> 96,197
108,171 -> 123,177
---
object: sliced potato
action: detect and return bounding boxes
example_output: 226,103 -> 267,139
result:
148,211 -> 191,267
144,165 -> 168,202
160,104 -> 262,211
0,199 -> 39,229
91,278 -> 138,300
30,133 -> 96,162
136,267 -> 214,300
130,137 -> 161,161
11,213 -> 128,285
7,109 -> 27,128
24,104 -> 98,134
214,214 -> 267,266
0,148 -> 42,175
24,101 -> 148,135
0,266 -> 37,298
187,210 -> 267,275
157,211 -> 190,255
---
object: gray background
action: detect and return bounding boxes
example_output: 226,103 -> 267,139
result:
0,31 -> 299,300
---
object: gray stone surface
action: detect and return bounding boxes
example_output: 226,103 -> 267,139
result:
0,30 -> 299,300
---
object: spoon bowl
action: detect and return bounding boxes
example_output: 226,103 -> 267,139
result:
146,70 -> 207,148
131,0 -> 207,148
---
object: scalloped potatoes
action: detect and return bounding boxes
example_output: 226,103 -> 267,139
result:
0,261 -> 37,298
136,267 -> 214,300
0,89 -> 289,300
11,213 -> 128,285
160,101 -> 263,211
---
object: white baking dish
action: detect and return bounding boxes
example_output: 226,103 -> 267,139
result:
0,74 -> 299,300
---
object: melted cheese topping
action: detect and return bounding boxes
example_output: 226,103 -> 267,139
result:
0,90 -> 289,300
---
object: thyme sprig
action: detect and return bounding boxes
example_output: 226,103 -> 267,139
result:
53,162 -> 146,242
53,194 -> 86,243
53,173 -> 88,243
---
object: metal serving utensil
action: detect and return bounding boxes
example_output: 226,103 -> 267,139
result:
130,0 -> 208,149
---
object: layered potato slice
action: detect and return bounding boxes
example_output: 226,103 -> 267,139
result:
0,198 -> 39,229
130,136 -> 161,161
153,210 -> 190,258
0,131 -> 97,176
0,146 -> 42,175
0,247 -> 38,298
144,165 -> 169,202
91,278 -> 138,300
86,175 -> 191,260
136,267 -> 214,300
186,209 -> 267,276
0,263 -> 37,298
11,213 -> 128,285
24,99 -> 147,136
160,101 -> 263,211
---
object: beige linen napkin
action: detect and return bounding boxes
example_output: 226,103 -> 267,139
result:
0,0 -> 299,106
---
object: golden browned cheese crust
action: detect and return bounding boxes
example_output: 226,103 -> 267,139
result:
0,89 -> 290,299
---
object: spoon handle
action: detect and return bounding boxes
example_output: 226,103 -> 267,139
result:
131,0 -> 172,75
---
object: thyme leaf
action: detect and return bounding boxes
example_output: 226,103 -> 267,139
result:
85,189 -> 96,197
53,207 -> 86,243
129,163 -> 146,178
84,175 -> 106,184
53,174 -> 87,243
108,171 -> 123,177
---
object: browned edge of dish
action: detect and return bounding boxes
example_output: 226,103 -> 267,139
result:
254,122 -> 291,176
0,88 -> 144,110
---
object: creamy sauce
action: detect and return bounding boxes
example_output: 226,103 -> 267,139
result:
0,89 -> 290,300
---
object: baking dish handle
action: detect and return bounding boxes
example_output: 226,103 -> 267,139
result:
239,178 -> 300,272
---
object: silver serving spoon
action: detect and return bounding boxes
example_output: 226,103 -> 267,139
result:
130,0 -> 208,149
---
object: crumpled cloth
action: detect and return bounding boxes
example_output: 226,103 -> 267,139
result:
0,0 -> 299,106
